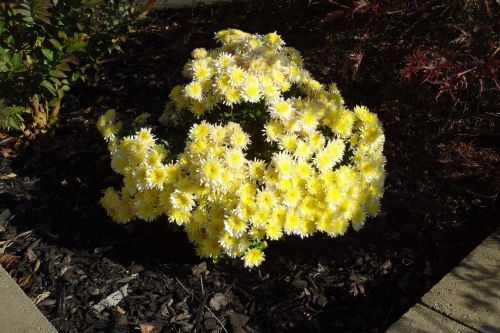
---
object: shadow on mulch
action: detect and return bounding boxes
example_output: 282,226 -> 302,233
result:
1,1 -> 499,332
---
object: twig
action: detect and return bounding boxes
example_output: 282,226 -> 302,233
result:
175,277 -> 194,296
191,291 -> 210,333
203,304 -> 229,333
176,277 -> 228,333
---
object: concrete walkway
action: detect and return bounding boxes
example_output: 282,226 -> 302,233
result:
387,227 -> 500,333
0,265 -> 57,333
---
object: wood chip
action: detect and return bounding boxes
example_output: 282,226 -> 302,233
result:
91,284 -> 129,313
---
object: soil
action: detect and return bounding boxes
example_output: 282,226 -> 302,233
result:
0,1 -> 499,333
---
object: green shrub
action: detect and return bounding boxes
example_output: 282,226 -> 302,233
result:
0,0 -> 145,136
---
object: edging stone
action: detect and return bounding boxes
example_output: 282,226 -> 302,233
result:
0,265 -> 57,333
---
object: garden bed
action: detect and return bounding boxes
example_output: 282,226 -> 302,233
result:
1,1 -> 498,332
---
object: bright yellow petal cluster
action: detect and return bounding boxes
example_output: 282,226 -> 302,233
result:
98,29 -> 386,268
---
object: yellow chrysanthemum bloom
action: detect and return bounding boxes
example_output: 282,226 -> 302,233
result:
243,248 -> 265,268
99,29 -> 385,269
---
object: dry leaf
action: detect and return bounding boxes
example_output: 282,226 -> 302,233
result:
209,292 -> 230,311
230,313 -> 249,333
381,259 -> 392,271
192,262 -> 208,278
115,306 -> 126,315
0,253 -> 19,269
18,275 -> 33,289
0,173 -> 16,180
27,248 -> 37,262
130,264 -> 144,274
1,147 -> 15,158
34,259 -> 41,273
33,291 -> 51,305
139,323 -> 155,333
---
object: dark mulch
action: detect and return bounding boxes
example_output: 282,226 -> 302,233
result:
1,1 -> 499,332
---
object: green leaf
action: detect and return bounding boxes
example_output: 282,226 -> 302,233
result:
0,103 -> 26,131
68,41 -> 87,53
42,48 -> 53,61
64,54 -> 79,65
11,52 -> 23,71
0,21 -> 4,37
48,77 -> 61,85
49,97 -> 60,107
49,39 -> 63,51
6,35 -> 14,47
41,80 -> 56,95
26,54 -> 34,65
71,71 -> 80,81
49,69 -> 66,78
57,30 -> 67,40
56,62 -> 70,71
13,8 -> 32,18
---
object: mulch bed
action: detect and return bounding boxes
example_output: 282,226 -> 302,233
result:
1,1 -> 499,332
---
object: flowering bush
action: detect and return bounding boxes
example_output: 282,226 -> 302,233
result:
98,29 -> 386,268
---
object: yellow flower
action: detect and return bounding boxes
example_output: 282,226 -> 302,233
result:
191,48 -> 208,59
241,76 -> 261,102
273,152 -> 294,178
271,99 -> 294,120
251,208 -> 270,228
265,221 -> 283,240
279,134 -> 298,152
170,190 -> 195,212
209,125 -> 227,144
164,163 -> 181,183
148,165 -> 167,189
191,59 -> 213,81
264,120 -> 284,142
184,81 -> 204,101
215,52 -> 235,68
225,149 -> 246,170
247,159 -> 266,180
284,209 -> 301,234
294,140 -> 313,160
266,32 -> 284,49
300,110 -> 318,132
225,214 -> 247,237
229,130 -> 250,149
224,88 -> 243,105
315,149 -> 335,172
201,159 -> 222,183
228,66 -> 246,86
243,248 -> 265,268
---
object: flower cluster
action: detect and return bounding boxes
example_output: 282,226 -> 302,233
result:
98,29 -> 386,268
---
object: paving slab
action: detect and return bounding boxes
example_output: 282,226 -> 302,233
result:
0,265 -> 57,333
386,303 -> 476,333
420,229 -> 500,333
388,228 -> 500,333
